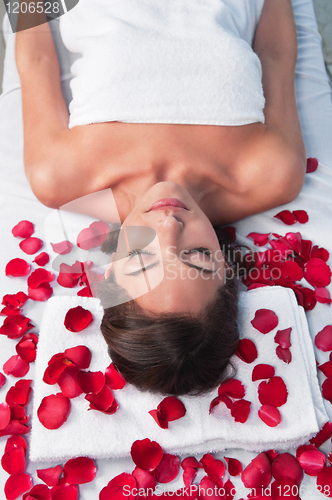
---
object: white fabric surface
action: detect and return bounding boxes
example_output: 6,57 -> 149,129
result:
59,0 -> 266,128
1,0 -> 332,497
29,288 -> 328,462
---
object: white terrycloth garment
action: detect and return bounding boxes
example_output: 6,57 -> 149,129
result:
59,0 -> 266,128
30,287 -> 328,462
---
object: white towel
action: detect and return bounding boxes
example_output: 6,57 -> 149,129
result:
59,0 -> 265,128
30,287 -> 328,462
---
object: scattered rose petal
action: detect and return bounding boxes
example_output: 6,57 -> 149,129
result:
183,466 -> 197,488
27,268 -> 54,289
0,402 -> 11,430
315,325 -> 332,352
274,328 -> 292,349
37,465 -> 63,487
200,453 -> 226,480
241,453 -> 271,489
155,454 -> 180,483
1,444 -> 26,474
148,409 -> 168,429
0,420 -> 31,437
198,476 -> 224,499
51,483 -> 78,500
12,221 -> 34,238
58,367 -> 83,399
104,363 -> 126,390
231,399 -> 251,423
258,377 -> 288,407
77,371 -> 105,394
0,371 -> 6,389
225,457 -> 242,476
247,232 -> 270,247
315,287 -> 332,304
77,286 -> 93,297
274,211 -> 297,225
218,379 -> 245,399
43,353 -> 74,384
156,396 -> 186,422
85,385 -> 117,414
280,261 -> 303,281
318,361 -> 332,377
19,237 -> 43,255
276,346 -> 292,364
64,346 -> 91,369
51,241 -> 73,255
99,473 -> 136,500
322,378 -> 332,403
16,333 -> 38,362
5,258 -> 30,277
297,447 -> 325,476
181,457 -> 203,470
306,157 -> 318,173
235,338 -> 258,363
312,245 -> 329,262
4,472 -> 32,500
63,456 -> 97,484
258,405 -> 281,427
3,355 -> 30,377
33,252 -> 50,266
252,364 -> 275,381
132,467 -> 157,492
0,314 -> 33,339
6,379 -> 32,406
77,221 -> 109,250
317,467 -> 332,497
28,284 -> 53,302
57,264 -> 80,288
293,210 -> 309,224
271,477 -> 300,500
272,453 -> 303,485
64,306 -> 93,332
37,393 -> 71,429
251,309 -> 279,334
22,484 -> 51,500
310,422 -> 332,448
299,287 -> 317,311
304,258 -> 332,288
131,439 -> 163,472
209,395 -> 233,414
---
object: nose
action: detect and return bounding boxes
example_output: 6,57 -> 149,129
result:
156,214 -> 183,242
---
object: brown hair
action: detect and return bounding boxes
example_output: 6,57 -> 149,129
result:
97,225 -> 245,396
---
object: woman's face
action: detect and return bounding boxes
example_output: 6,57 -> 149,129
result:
106,182 -> 227,314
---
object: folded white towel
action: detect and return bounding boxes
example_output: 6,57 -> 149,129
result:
30,287 -> 328,462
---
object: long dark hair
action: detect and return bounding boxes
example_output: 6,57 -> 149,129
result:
97,225 -> 245,396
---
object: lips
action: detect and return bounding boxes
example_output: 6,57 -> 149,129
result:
147,198 -> 188,212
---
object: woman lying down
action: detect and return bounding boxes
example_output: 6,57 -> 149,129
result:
15,0 -> 306,396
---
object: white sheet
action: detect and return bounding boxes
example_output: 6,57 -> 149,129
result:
1,0 -> 332,497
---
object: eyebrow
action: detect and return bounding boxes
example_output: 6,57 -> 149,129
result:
124,260 -> 215,276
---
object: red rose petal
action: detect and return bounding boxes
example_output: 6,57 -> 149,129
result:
77,286 -> 93,297
304,258 -> 332,288
293,210 -> 309,224
28,269 -> 54,289
258,377 -> 288,407
181,457 -> 202,470
132,467 -> 157,492
157,396 -> 186,422
225,457 -> 242,476
1,444 -> 26,474
37,393 -> 71,429
77,371 -> 105,394
251,309 -> 279,334
6,379 -> 32,406
0,402 -> 11,430
274,210 -> 297,225
306,157 -> 318,173
37,465 -> 63,487
258,405 -> 281,427
218,378 -> 245,399
51,241 -> 73,255
300,287 -> 317,311
4,436 -> 27,453
317,467 -> 332,497
85,385 -> 116,413
312,246 -> 330,262
19,237 -> 43,255
280,261 -> 303,281
297,448 -> 325,476
99,473 -> 136,500
274,328 -> 292,349
51,483 -> 78,500
235,338 -> 258,363
16,333 -> 38,362
131,438 -> 163,472
22,484 -> 51,500
5,258 -> 31,277
33,252 -> 50,266
63,456 -> 97,484
315,325 -> 332,351
0,314 -> 33,339
272,453 -> 303,485
148,409 -> 168,429
104,363 -> 126,390
12,220 -> 34,238
57,264 -> 80,288
64,306 -> 93,332
252,364 -> 275,381
58,367 -> 83,399
209,395 -> 233,414
315,287 -> 332,304
182,467 -> 197,487
0,371 -> 6,389
198,477 -> 224,500
28,284 -> 53,302
247,233 -> 270,247
310,422 -> 332,448
241,453 -> 271,489
0,420 -> 30,438
76,228 -> 100,250
231,399 -> 251,423
200,453 -> 226,480
155,453 -> 181,483
3,355 -> 30,377
271,477 -> 300,500
4,472 -> 32,500
276,346 -> 292,364
318,361 -> 332,377
322,378 -> 332,403
63,346 -> 91,369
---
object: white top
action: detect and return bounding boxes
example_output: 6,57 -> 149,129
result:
60,0 -> 266,129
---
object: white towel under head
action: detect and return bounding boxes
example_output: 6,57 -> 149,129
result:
30,287 -> 328,462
